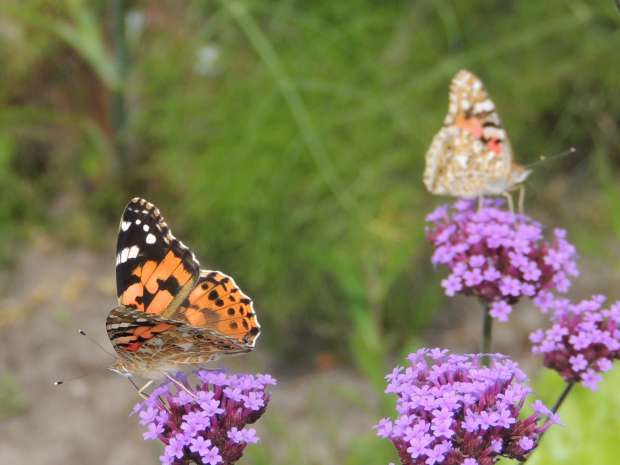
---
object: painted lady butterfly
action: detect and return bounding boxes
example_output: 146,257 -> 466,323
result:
423,70 -> 531,201
107,198 -> 260,386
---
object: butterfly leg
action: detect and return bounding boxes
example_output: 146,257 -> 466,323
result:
477,195 -> 484,212
502,192 -> 515,214
137,379 -> 154,399
165,373 -> 197,398
517,184 -> 525,214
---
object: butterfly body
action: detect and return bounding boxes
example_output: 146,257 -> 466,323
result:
423,70 -> 531,198
108,198 -> 260,380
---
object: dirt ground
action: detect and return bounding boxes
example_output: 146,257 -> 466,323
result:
0,238 -> 615,465
0,242 -> 381,465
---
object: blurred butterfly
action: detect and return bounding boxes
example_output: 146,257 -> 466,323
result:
423,69 -> 530,210
107,198 -> 260,395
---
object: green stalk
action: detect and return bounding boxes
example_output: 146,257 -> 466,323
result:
550,381 -> 575,413
481,302 -> 493,366
522,381 -> 575,463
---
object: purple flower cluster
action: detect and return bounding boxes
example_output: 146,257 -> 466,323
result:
132,370 -> 276,465
426,199 -> 579,322
375,348 -> 559,465
531,293 -> 620,391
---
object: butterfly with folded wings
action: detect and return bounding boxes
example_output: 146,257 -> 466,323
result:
107,198 -> 260,393
423,70 -> 531,210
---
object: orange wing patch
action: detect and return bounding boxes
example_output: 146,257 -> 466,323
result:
119,281 -> 144,311
144,251 -> 182,294
119,252 -> 197,315
173,270 -> 261,346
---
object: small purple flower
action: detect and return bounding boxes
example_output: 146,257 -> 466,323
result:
139,406 -> 158,425
490,301 -> 512,322
441,274 -> 463,297
375,418 -> 393,438
132,370 -> 275,465
376,349 -> 556,465
569,354 -> 588,372
518,437 -> 535,451
190,437 -> 213,458
242,391 -> 265,411
531,295 -> 620,391
228,427 -> 259,445
201,445 -> 223,465
164,433 -> 187,460
143,421 -> 164,441
426,200 -> 579,322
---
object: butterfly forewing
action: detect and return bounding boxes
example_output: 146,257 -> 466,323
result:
115,197 -> 200,316
424,69 -> 528,198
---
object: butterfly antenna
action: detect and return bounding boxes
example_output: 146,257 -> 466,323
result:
525,147 -> 577,169
78,329 -> 115,358
53,371 -> 103,386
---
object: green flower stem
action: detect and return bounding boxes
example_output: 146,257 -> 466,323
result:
481,302 -> 493,366
522,381 -> 576,464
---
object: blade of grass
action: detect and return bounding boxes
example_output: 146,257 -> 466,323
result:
220,0 -> 356,212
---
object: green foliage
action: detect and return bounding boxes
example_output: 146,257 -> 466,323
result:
0,0 -> 618,357
0,133 -> 39,263
0,2 -> 619,464
528,369 -> 620,465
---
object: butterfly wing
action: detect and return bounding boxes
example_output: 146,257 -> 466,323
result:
424,69 -> 516,197
116,197 -> 200,317
111,198 -> 260,376
106,306 -> 251,371
170,270 -> 261,347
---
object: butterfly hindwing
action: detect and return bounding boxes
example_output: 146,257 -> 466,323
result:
106,306 -> 251,361
115,197 -> 200,316
172,270 -> 261,347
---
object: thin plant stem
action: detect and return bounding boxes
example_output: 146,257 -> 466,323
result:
221,0 -> 355,212
521,381 -> 575,464
481,302 -> 493,366
551,381 -> 575,413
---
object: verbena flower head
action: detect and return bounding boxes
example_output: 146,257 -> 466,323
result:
531,293 -> 620,391
426,199 -> 579,322
375,348 -> 558,465
133,370 -> 276,465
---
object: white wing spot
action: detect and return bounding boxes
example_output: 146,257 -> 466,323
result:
483,127 -> 505,140
146,233 -> 157,244
143,224 -> 149,232
128,245 -> 140,259
135,219 -> 142,225
121,221 -> 131,231
474,100 -> 494,113
120,247 -> 129,263
455,154 -> 468,167
108,322 -> 134,329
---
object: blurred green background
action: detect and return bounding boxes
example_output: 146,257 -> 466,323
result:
0,1 -> 618,464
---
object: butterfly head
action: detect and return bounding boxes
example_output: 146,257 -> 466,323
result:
509,164 -> 532,186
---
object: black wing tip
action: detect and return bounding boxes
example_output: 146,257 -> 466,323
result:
128,197 -> 152,208
123,197 -> 163,220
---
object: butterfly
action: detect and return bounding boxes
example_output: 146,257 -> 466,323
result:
423,69 -> 531,208
106,198 -> 260,393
